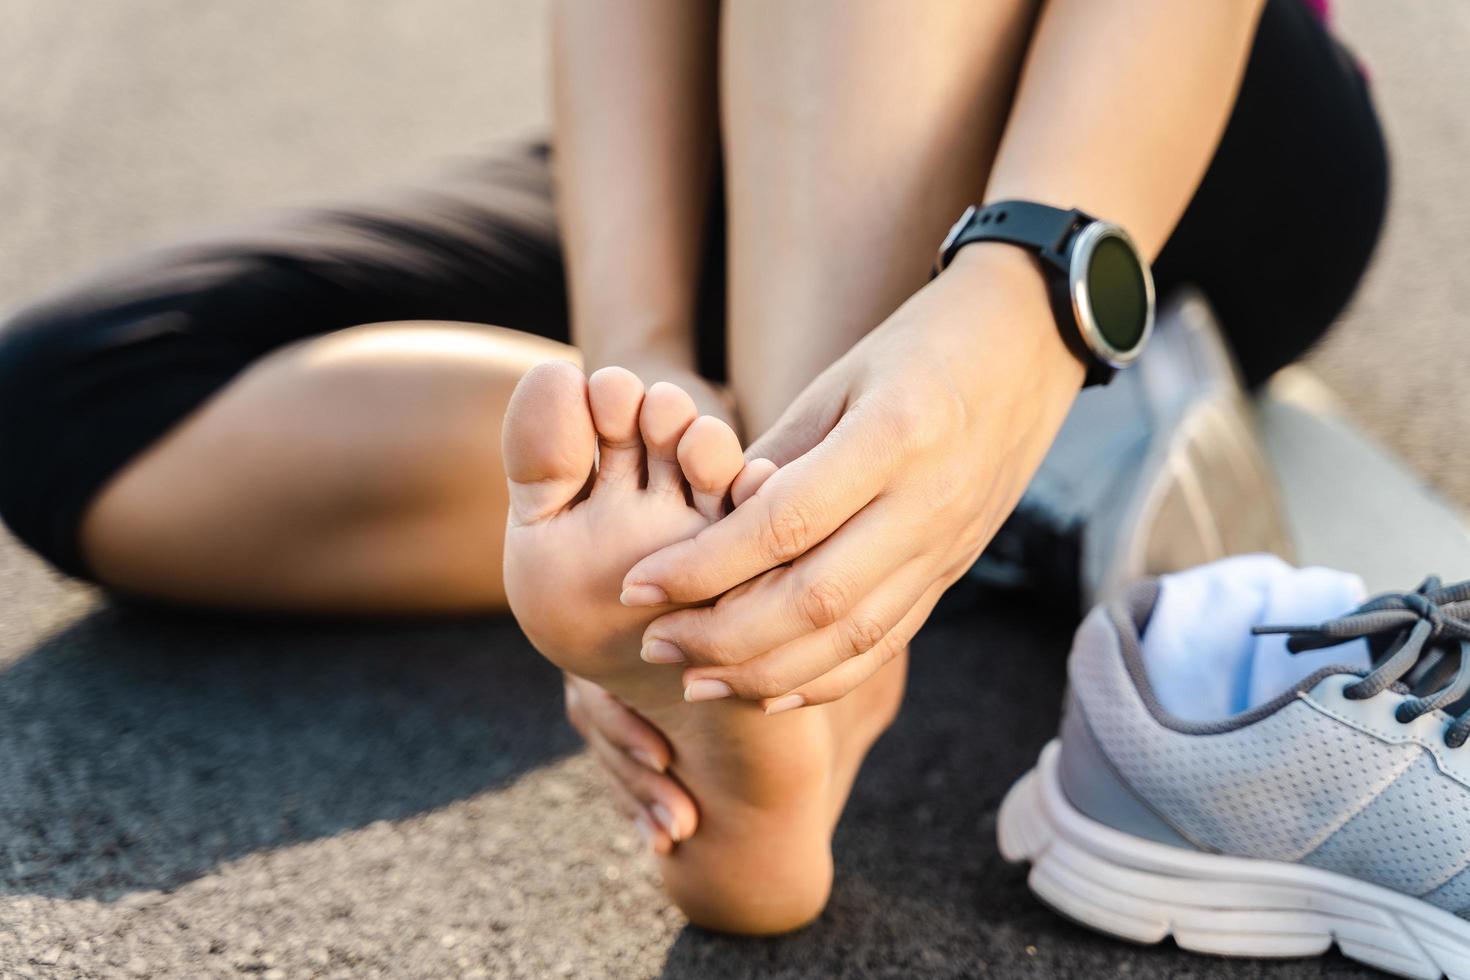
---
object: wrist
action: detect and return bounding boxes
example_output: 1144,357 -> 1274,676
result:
930,242 -> 1086,394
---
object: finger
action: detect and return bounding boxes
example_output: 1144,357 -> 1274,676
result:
677,557 -> 933,700
644,498 -> 917,668
765,581 -> 945,712
742,370 -> 846,468
600,770 -> 673,856
730,458 -> 778,509
621,401 -> 900,606
584,723 -> 698,844
564,675 -> 700,843
587,735 -> 685,851
563,674 -> 673,774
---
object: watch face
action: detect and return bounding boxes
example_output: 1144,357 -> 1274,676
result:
1087,235 -> 1149,351
1070,222 -> 1154,367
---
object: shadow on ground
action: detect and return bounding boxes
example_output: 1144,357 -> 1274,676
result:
0,604 -> 575,900
657,594 -> 1376,979
0,586 -> 1377,977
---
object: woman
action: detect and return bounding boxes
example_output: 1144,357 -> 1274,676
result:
0,0 -> 1384,934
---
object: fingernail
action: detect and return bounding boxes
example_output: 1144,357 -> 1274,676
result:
765,694 -> 806,716
651,803 -> 682,842
633,813 -> 657,850
620,584 -> 669,607
629,747 -> 665,773
684,679 -> 734,703
640,639 -> 686,665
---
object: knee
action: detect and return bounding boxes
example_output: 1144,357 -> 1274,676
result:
247,325 -> 527,491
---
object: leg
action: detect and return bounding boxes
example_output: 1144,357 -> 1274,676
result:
625,0 -> 1031,922
721,0 -> 1040,434
83,322 -> 572,613
0,144 -> 572,612
694,0 -> 1385,931
496,0 -> 1042,934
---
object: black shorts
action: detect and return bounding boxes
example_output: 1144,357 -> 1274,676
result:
0,0 -> 1387,581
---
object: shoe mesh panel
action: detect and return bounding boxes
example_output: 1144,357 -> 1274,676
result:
1419,849 -> 1470,913
1072,608 -> 1420,861
1304,753 -> 1470,896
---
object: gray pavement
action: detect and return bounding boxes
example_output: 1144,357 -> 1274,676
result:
0,2 -> 1466,978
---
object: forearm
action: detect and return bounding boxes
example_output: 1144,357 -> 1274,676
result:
929,0 -> 1265,403
551,0 -> 718,371
985,0 -> 1265,259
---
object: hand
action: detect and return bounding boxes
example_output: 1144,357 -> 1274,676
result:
622,245 -> 1085,709
563,673 -> 700,854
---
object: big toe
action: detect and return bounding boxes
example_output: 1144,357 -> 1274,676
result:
503,359 -> 596,523
677,416 -> 746,521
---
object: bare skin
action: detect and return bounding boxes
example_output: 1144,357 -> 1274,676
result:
630,0 -> 1266,711
722,0 -> 1041,432
72,0 -> 1267,935
81,322 -> 560,614
502,361 -> 902,932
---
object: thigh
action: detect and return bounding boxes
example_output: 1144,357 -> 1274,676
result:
1154,0 -> 1389,386
81,321 -> 575,613
0,141 -> 569,595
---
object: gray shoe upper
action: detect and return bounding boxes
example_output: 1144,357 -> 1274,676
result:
1059,580 -> 1470,915
1056,691 -> 1194,851
968,289 -> 1293,609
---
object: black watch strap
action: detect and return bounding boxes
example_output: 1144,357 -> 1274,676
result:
937,201 -> 1093,275
937,200 -> 1114,385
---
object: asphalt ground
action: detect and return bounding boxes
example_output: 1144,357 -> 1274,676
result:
1,2 -> 1467,977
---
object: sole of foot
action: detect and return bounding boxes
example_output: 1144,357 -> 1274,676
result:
503,360 -> 906,934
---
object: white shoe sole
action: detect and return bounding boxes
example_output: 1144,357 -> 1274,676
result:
997,741 -> 1470,979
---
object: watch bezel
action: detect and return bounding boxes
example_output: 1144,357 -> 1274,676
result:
1067,221 -> 1154,369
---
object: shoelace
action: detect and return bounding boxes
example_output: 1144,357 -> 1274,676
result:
1252,575 -> 1470,748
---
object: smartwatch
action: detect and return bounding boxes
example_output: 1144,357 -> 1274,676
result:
934,200 -> 1154,386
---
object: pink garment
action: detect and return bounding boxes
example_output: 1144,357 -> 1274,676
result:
1301,0 -> 1331,24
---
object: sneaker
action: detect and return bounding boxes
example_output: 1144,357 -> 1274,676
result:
998,554 -> 1470,979
968,289 -> 1293,611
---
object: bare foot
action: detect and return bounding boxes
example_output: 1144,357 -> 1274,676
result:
503,361 -> 905,934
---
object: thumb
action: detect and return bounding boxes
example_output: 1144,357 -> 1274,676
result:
743,382 -> 845,469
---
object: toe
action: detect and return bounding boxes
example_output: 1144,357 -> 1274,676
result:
639,382 -> 699,494
588,367 -> 647,491
677,416 -> 746,520
503,360 -> 597,523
